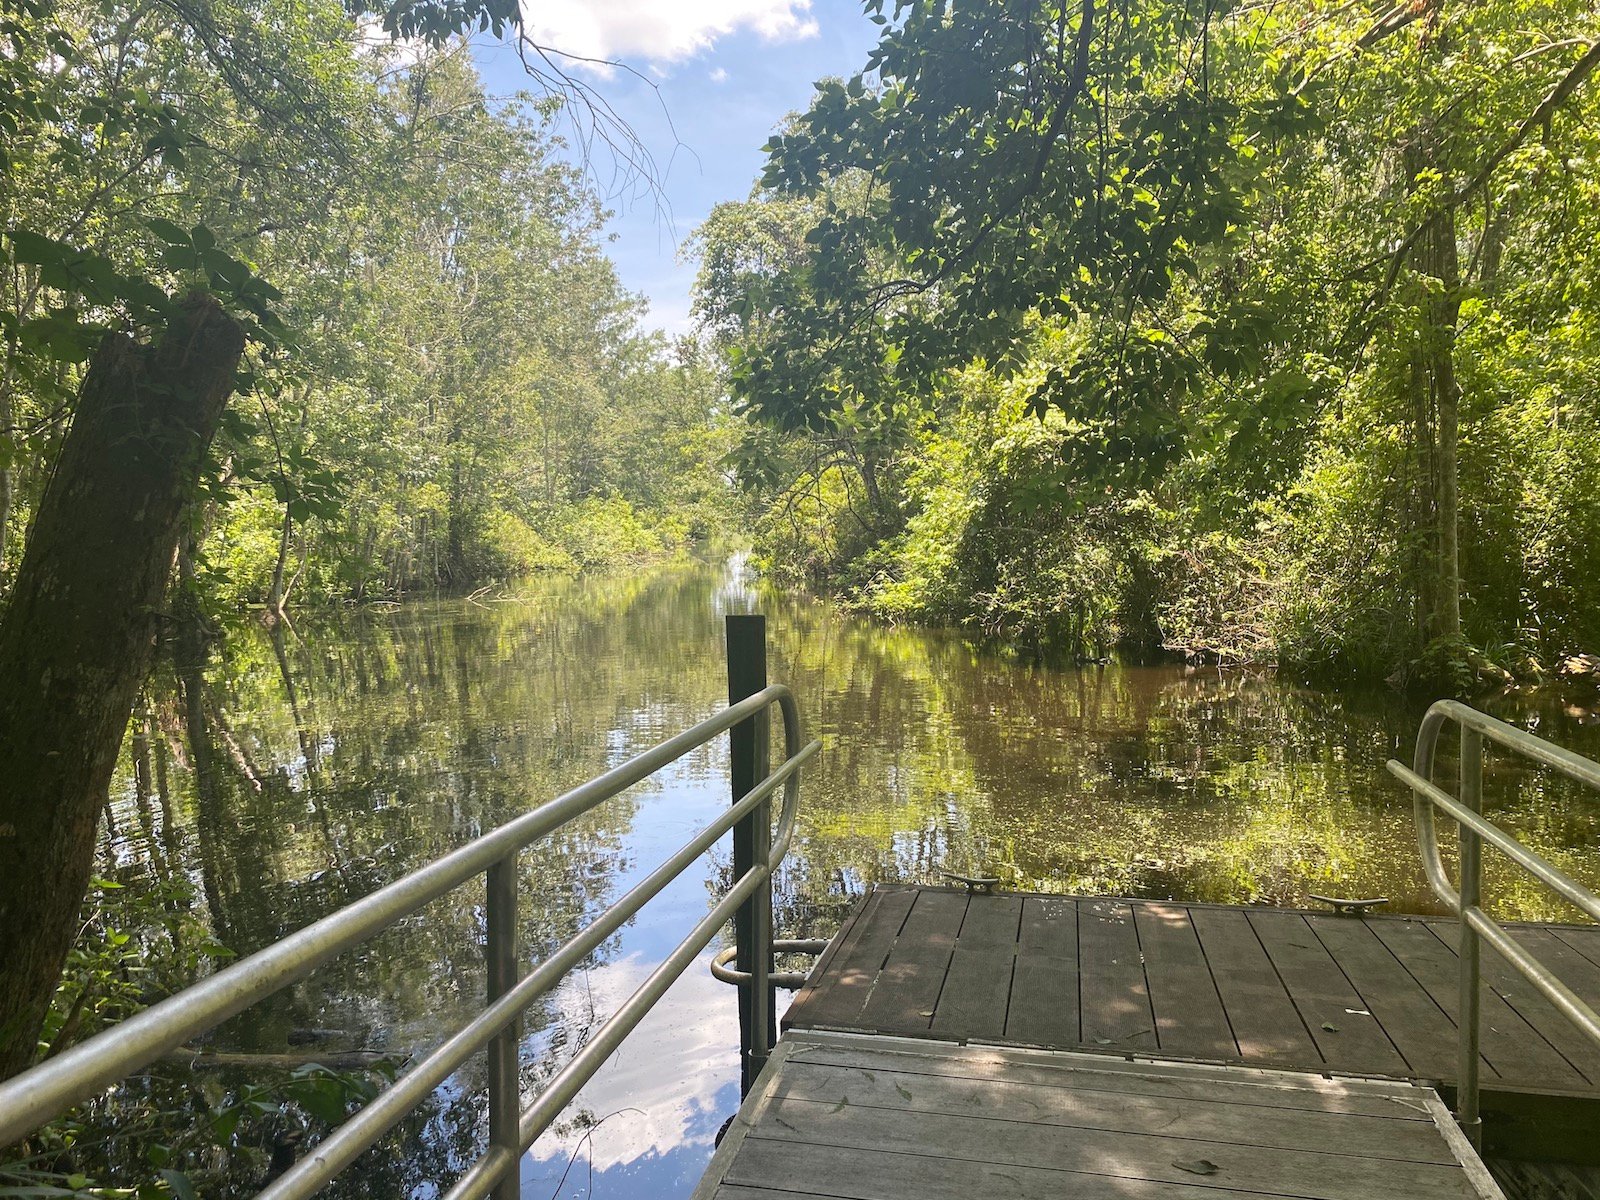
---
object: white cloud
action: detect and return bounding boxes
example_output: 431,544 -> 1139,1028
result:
353,16 -> 429,67
523,951 -> 739,1173
523,1 -> 818,68
709,66 -> 729,83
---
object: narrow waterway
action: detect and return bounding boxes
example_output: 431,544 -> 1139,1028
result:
102,557 -> 1600,1197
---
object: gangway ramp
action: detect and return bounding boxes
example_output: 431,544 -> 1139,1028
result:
696,1031 -> 1504,1200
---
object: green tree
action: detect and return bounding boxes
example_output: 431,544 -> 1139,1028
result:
706,0 -> 1600,684
0,0 -> 733,1081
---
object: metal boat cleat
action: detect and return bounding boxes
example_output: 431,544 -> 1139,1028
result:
1308,894 -> 1390,917
940,870 -> 1002,895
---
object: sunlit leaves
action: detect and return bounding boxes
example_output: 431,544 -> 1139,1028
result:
722,0 -> 1305,480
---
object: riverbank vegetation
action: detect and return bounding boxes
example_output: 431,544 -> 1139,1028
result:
0,0 -> 740,1114
5,0 -> 1600,1186
1,9 -> 734,617
698,0 -> 1600,693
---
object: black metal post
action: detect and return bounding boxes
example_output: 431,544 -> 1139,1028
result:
486,854 -> 521,1200
727,614 -> 772,1094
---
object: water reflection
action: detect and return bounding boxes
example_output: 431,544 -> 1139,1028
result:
98,559 -> 1600,1197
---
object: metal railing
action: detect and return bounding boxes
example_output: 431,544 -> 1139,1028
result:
1388,699 -> 1600,1147
0,680 -> 818,1200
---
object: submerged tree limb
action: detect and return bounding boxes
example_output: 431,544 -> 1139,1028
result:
163,1048 -> 404,1072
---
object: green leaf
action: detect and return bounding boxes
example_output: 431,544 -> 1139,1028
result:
7,228 -> 74,265
17,312 -> 101,363
210,1105 -> 243,1141
145,218 -> 192,246
159,244 -> 200,271
287,1069 -> 355,1124
200,248 -> 249,289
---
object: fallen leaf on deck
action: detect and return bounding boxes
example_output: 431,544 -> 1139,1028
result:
1173,1159 -> 1219,1176
1321,1022 -> 1340,1032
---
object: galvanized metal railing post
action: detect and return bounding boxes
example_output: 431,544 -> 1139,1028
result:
486,853 -> 522,1200
1457,726 -> 1483,1149
727,614 -> 773,1095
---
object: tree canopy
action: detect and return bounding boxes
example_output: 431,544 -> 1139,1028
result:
701,0 -> 1600,686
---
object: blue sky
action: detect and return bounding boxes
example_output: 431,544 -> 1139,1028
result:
476,1 -> 881,335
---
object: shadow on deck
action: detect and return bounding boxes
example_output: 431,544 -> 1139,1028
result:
782,885 -> 1600,1162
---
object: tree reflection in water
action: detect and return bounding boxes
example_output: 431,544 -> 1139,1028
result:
89,559 -> 1600,1197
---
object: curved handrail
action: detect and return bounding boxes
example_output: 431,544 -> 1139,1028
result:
1387,698 -> 1600,1146
0,682 -> 817,1200
1404,699 -> 1600,915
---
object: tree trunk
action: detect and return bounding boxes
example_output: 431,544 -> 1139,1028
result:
0,383 -> 13,586
1425,199 -> 1464,644
1401,130 -> 1465,656
266,505 -> 294,624
1408,344 -> 1436,642
0,334 -> 28,591
0,293 -> 243,1081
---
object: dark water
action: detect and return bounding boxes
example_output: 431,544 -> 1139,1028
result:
101,557 -> 1600,1197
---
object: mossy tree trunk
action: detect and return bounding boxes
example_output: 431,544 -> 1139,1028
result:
0,294 -> 244,1081
1402,126 -> 1465,666
1425,198 -> 1464,646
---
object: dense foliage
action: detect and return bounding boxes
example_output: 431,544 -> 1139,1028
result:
1,0 -> 735,616
0,0 -> 739,1187
699,0 -> 1600,690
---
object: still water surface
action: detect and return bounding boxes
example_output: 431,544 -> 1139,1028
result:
104,558 -> 1600,1197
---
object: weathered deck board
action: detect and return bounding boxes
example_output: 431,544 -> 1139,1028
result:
1304,910 -> 1464,1082
1247,908 -> 1410,1077
859,886 -> 966,1032
1365,917 -> 1585,1090
1003,895 -> 1078,1045
929,893 -> 1019,1041
694,1032 -> 1503,1200
1477,928 -> 1600,1086
1077,899 -> 1158,1050
783,885 -> 1600,1107
1136,901 -> 1237,1059
778,1037 -> 1444,1118
1190,905 -> 1320,1066
784,887 -> 914,1030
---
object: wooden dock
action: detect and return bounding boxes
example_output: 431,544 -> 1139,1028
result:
784,886 -> 1600,1104
696,1031 -> 1502,1200
692,884 -> 1600,1200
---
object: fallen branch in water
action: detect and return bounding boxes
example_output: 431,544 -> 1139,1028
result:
162,1047 -> 405,1072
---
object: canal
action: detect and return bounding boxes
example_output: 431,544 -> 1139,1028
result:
99,557 -> 1600,1197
